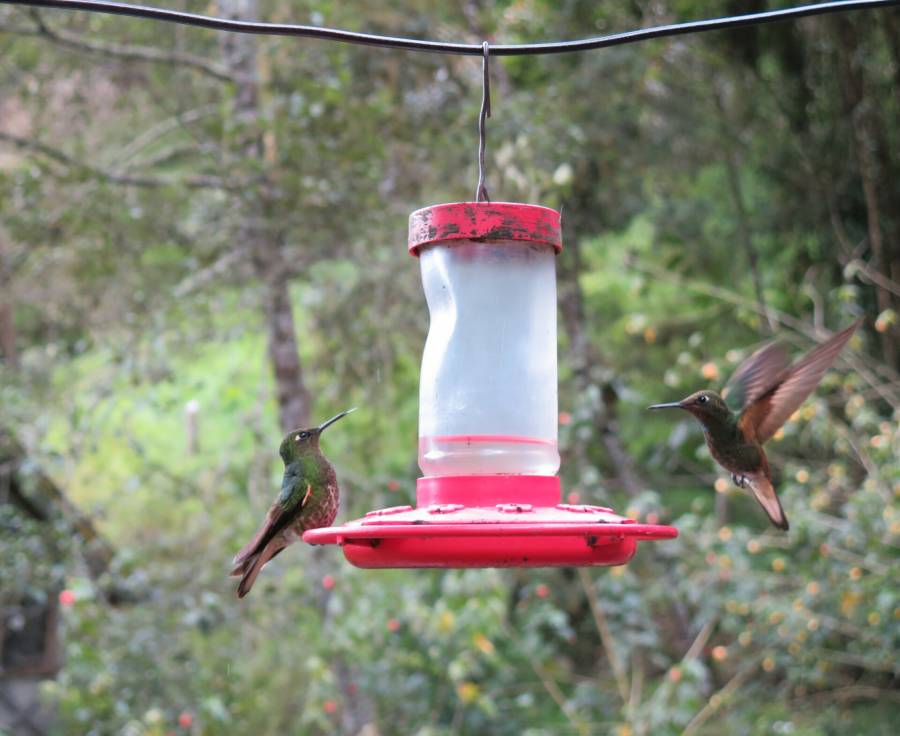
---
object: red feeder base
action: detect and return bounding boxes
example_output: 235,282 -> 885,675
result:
302,476 -> 677,568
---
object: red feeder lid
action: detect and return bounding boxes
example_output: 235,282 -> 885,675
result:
408,202 -> 562,256
303,476 -> 677,568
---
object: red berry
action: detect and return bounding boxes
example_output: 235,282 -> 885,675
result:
387,480 -> 401,492
535,584 -> 549,599
58,589 -> 76,607
323,700 -> 338,714
567,491 -> 580,503
387,618 -> 401,632
322,575 -> 336,590
558,411 -> 572,426
178,712 -> 193,729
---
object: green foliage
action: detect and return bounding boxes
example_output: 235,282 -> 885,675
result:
1,1 -> 898,734
0,504 -> 69,608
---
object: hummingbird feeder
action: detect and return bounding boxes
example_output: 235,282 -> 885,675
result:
303,44 -> 676,566
303,202 -> 677,566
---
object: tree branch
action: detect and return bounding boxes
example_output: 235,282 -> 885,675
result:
578,568 -> 630,705
682,659 -> 758,736
818,649 -> 897,673
845,258 -> 900,299
0,130 -> 234,190
173,248 -> 244,297
2,11 -> 235,82
111,103 -> 220,169
126,141 -> 219,170
532,662 -> 591,736
683,616 -> 718,662
627,649 -> 644,727
625,255 -> 900,408
795,685 -> 900,705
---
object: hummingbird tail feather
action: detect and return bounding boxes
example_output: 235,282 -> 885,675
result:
233,519 -> 272,567
236,538 -> 288,598
228,558 -> 250,577
229,541 -> 288,577
747,474 -> 789,531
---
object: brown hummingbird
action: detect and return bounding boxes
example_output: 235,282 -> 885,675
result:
649,321 -> 860,530
230,409 -> 354,598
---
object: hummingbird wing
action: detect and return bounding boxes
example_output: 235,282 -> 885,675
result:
739,321 -> 860,444
722,341 -> 790,413
232,471 -> 313,568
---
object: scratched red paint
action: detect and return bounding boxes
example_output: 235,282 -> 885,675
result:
408,202 -> 562,255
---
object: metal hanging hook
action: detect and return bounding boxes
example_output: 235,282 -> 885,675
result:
475,41 -> 491,203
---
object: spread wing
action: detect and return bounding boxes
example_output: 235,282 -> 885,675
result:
722,341 -> 790,413
740,321 -> 860,444
232,468 -> 313,567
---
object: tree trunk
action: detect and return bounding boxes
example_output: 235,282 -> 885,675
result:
558,237 -> 646,496
217,5 -> 374,733
218,0 -> 311,431
713,86 -> 773,334
881,11 -> 900,91
0,301 -> 17,371
836,19 -> 899,369
558,235 -> 699,687
253,226 -> 312,431
0,235 -> 18,371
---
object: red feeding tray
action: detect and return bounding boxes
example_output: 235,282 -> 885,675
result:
303,476 -> 677,568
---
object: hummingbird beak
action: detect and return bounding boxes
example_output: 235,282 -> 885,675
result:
317,407 -> 356,433
648,401 -> 684,411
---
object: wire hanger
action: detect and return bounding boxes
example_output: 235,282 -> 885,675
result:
475,42 -> 491,204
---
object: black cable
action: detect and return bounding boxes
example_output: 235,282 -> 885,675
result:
1,0 -> 898,56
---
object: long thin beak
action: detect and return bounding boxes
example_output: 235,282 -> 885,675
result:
648,402 -> 683,411
317,407 -> 356,432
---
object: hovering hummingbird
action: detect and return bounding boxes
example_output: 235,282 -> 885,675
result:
230,409 -> 354,598
649,321 -> 860,530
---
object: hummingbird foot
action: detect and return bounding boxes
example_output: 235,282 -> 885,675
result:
731,473 -> 749,489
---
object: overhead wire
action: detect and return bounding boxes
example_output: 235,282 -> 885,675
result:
3,0 -> 898,202
0,0 -> 898,56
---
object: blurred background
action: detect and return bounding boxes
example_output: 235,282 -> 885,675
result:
1,1 -> 898,734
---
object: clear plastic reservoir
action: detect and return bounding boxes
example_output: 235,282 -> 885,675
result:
417,237 -> 560,476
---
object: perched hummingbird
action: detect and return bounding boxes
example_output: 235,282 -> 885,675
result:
230,409 -> 354,598
649,321 -> 860,530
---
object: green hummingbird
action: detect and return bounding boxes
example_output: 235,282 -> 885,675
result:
230,408 -> 354,598
649,321 -> 860,530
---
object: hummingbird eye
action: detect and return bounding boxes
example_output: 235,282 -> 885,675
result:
697,395 -> 709,404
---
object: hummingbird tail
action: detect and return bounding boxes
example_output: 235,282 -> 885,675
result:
233,519 -> 272,568
747,474 -> 789,531
228,558 -> 251,577
236,538 -> 288,598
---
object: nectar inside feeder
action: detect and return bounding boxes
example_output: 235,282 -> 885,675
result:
304,202 -> 677,567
